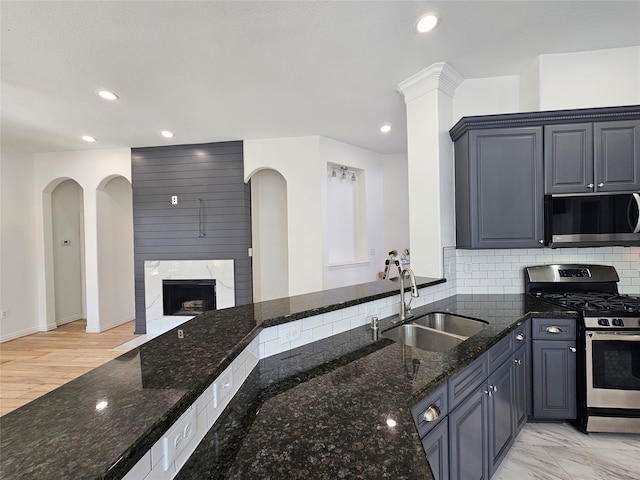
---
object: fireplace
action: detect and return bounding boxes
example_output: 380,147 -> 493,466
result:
162,279 -> 216,316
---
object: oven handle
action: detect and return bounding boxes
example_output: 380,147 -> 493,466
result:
587,331 -> 640,341
628,193 -> 640,234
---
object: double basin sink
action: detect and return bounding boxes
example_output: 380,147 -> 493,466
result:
382,312 -> 487,352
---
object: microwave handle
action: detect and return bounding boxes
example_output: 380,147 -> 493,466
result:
628,193 -> 640,234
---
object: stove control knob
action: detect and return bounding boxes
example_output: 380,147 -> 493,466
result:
612,319 -> 624,327
597,318 -> 610,326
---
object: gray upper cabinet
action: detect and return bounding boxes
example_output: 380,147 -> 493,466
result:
454,126 -> 544,249
594,120 -> 640,192
545,120 -> 640,194
450,105 -> 640,249
544,123 -> 593,194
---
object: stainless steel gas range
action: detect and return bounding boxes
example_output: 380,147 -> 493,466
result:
525,264 -> 640,434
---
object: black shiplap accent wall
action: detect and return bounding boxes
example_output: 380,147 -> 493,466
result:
131,141 -> 252,334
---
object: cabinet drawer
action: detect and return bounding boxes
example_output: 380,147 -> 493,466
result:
449,353 -> 488,409
532,318 -> 576,340
488,333 -> 514,373
412,383 -> 448,438
513,320 -> 530,349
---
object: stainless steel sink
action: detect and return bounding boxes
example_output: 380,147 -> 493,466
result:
382,324 -> 466,352
413,312 -> 488,337
382,312 -> 487,352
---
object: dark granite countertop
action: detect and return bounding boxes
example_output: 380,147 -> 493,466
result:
0,276 -> 447,480
176,294 -> 577,479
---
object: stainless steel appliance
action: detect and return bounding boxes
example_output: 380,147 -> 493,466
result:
544,193 -> 640,247
525,264 -> 640,433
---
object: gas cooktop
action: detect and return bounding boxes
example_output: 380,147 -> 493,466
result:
531,291 -> 640,316
525,264 -> 640,324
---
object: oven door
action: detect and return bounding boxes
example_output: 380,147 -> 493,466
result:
585,330 -> 640,409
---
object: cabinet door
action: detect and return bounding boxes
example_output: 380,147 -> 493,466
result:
594,120 -> 640,192
488,358 -> 516,478
466,127 -> 544,249
514,346 -> 528,433
532,340 -> 577,419
449,386 -> 489,480
421,418 -> 449,480
544,124 -> 593,194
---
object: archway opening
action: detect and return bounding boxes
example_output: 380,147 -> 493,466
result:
50,179 -> 85,325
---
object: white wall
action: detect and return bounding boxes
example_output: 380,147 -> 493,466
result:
51,179 -> 84,325
319,137 -> 384,289
0,145 -> 40,341
245,137 -> 324,296
453,75 -> 520,121
538,46 -> 640,110
382,153 -> 410,261
245,136 -> 390,297
250,169 -> 289,302
35,148 -> 132,333
96,176 -> 135,330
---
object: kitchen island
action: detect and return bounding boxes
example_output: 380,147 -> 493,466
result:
0,276 -> 575,480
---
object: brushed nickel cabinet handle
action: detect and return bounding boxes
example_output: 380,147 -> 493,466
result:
570,346 -> 577,353
587,183 -> 594,189
546,326 -> 562,334
598,183 -> 604,188
516,333 -> 525,341
422,405 -> 441,422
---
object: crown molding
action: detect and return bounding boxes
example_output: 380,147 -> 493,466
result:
397,62 -> 464,103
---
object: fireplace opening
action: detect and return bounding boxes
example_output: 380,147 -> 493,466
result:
162,279 -> 216,316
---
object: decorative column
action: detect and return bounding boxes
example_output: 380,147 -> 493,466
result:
397,62 -> 463,277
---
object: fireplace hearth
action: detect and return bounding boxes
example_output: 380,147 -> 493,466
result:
162,279 -> 216,316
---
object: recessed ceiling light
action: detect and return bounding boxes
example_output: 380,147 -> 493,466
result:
161,130 -> 175,138
97,90 -> 118,101
82,135 -> 97,142
380,125 -> 392,133
416,14 -> 439,33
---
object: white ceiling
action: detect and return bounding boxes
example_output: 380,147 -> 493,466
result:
2,0 -> 639,155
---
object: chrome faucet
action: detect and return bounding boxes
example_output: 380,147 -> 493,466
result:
398,266 -> 419,321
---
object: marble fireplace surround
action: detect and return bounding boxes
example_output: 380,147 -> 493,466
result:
144,260 -> 235,335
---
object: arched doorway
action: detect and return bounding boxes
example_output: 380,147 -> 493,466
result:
249,168 -> 289,302
50,179 -> 85,325
95,175 -> 135,331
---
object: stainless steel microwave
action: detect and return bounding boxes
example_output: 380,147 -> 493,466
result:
544,193 -> 640,247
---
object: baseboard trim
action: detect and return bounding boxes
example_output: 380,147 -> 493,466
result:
0,326 -> 40,343
86,316 -> 134,333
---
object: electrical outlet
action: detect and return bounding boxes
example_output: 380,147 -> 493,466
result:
464,262 -> 473,274
1,310 -> 9,319
162,407 -> 196,471
217,370 -> 233,401
177,329 -> 184,339
171,195 -> 178,205
279,321 -> 301,344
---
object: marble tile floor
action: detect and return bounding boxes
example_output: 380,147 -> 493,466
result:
494,421 -> 640,480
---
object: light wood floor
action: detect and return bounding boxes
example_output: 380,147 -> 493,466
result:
0,320 -> 138,416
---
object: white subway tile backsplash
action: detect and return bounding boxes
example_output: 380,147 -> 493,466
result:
122,452 -> 152,480
301,315 -> 324,331
452,246 -> 639,295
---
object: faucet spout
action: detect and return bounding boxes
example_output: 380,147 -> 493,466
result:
398,266 -> 419,322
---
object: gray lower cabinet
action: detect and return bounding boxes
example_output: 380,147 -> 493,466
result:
532,340 -> 577,419
421,418 -> 449,480
514,345 -> 528,433
531,318 -> 577,419
454,126 -> 544,249
416,321 -> 532,480
487,357 -> 516,478
449,384 -> 490,480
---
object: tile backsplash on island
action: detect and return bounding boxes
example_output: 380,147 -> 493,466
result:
444,246 -> 640,295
